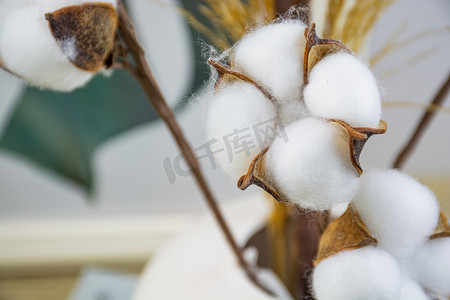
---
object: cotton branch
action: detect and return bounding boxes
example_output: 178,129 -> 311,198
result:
114,1 -> 269,294
393,73 -> 450,169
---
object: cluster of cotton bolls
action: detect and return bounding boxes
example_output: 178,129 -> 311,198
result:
313,169 -> 450,300
0,0 -> 117,91
205,20 -> 382,211
204,20 -> 449,299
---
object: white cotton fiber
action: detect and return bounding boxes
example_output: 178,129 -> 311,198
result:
278,99 -> 309,127
407,237 -> 450,297
398,277 -> 431,300
0,6 -> 93,91
36,0 -> 117,14
233,21 -> 307,106
303,52 -> 381,128
353,169 -> 439,258
205,81 -> 278,180
266,117 -> 359,210
312,247 -> 402,300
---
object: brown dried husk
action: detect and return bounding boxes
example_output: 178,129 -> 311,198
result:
313,205 -> 378,266
430,210 -> 450,240
45,3 -> 117,72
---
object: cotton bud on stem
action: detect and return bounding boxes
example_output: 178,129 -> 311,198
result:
45,3 -> 117,72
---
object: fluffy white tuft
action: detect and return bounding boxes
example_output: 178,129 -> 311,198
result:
303,52 -> 381,128
278,100 -> 309,127
205,81 -> 278,180
312,247 -> 402,300
36,0 -> 117,14
407,237 -> 450,297
353,169 -> 439,258
233,21 -> 307,107
398,277 -> 431,300
266,117 -> 359,210
0,6 -> 93,91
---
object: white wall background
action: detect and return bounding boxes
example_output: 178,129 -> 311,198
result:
0,0 -> 449,220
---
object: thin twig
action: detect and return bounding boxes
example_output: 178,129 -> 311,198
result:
393,73 -> 450,169
115,1 -> 269,294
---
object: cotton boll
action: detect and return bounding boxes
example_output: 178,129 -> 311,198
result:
303,52 -> 381,128
266,117 -> 359,210
407,237 -> 450,297
205,81 -> 278,180
0,6 -> 93,91
398,277 -> 431,300
312,247 -> 402,300
353,169 -> 439,258
233,21 -> 307,106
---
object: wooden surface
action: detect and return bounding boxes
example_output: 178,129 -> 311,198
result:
0,276 -> 77,300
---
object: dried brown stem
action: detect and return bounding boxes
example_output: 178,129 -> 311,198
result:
393,73 -> 450,170
208,59 -> 279,106
303,23 -> 352,85
115,1 -> 268,293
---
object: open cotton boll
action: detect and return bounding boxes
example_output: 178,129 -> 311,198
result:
398,277 -> 431,300
205,81 -> 277,180
312,247 -> 402,300
407,237 -> 450,297
0,6 -> 93,91
266,117 -> 359,210
36,0 -> 117,14
233,21 -> 307,106
353,169 -> 439,258
303,52 -> 381,128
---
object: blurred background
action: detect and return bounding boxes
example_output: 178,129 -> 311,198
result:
0,0 -> 449,299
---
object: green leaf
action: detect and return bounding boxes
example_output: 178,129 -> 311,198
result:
0,70 -> 157,193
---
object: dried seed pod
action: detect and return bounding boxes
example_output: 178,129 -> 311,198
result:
314,205 -> 378,266
238,147 -> 284,204
0,5 -> 94,91
331,119 -> 387,174
430,211 -> 450,240
303,23 -> 352,85
45,2 -> 118,72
